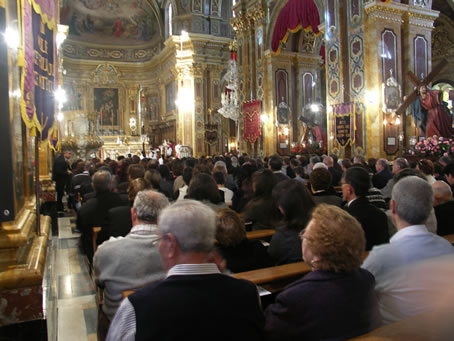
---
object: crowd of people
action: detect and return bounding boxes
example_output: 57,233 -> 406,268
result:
53,150 -> 454,340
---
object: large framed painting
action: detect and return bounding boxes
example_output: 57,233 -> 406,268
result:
94,88 -> 119,126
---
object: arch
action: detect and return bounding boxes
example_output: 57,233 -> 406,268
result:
146,0 -> 166,39
266,0 -> 324,51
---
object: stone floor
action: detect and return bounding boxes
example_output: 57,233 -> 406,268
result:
47,215 -> 97,341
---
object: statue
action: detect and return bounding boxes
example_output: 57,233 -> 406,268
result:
412,86 -> 454,138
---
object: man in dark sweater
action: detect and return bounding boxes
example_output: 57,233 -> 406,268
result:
107,200 -> 264,341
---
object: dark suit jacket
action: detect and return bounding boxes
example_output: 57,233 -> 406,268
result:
328,167 -> 342,186
345,197 -> 389,251
96,205 -> 133,246
77,191 -> 129,261
272,171 -> 289,185
372,169 -> 393,189
53,154 -> 69,184
129,274 -> 264,341
435,200 -> 454,236
264,269 -> 381,341
216,239 -> 273,273
312,191 -> 343,207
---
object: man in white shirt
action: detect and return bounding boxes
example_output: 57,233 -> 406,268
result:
362,176 -> 454,325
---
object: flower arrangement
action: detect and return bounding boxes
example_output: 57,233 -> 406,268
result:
291,141 -> 326,156
411,135 -> 454,157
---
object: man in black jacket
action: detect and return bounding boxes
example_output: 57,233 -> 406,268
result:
107,200 -> 264,341
53,151 -> 72,212
372,159 -> 393,189
342,167 -> 389,250
77,170 -> 128,262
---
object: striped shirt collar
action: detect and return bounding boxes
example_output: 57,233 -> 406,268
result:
166,263 -> 221,278
129,224 -> 159,235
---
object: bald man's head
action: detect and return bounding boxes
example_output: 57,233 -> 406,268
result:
432,181 -> 452,207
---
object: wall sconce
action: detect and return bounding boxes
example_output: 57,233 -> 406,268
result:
56,24 -> 69,50
365,90 -> 380,106
383,113 -> 401,126
310,103 -> 320,112
54,86 -> 67,110
3,26 -> 20,50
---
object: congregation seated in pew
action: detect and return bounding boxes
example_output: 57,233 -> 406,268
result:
70,153 -> 454,340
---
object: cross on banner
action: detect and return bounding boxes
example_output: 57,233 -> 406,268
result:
396,58 -> 448,116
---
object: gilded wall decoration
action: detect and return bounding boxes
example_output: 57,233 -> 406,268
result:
350,33 -> 365,95
193,0 -> 203,13
327,44 -> 340,100
93,64 -> 118,85
212,0 -> 220,16
432,22 -> 454,58
63,42 -> 159,62
348,0 -> 363,28
348,0 -> 366,153
300,30 -> 316,53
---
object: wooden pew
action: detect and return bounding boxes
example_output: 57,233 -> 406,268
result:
442,233 -> 454,245
246,229 -> 275,240
92,226 -> 102,254
349,311 -> 454,340
233,262 -> 311,293
122,262 -> 312,299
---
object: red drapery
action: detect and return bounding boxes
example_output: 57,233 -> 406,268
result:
271,0 -> 321,53
243,100 -> 262,144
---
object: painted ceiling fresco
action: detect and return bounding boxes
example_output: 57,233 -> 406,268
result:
61,0 -> 159,45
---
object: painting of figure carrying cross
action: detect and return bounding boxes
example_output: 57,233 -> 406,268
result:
397,58 -> 454,138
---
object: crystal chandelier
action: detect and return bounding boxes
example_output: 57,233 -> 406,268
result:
219,40 -> 240,123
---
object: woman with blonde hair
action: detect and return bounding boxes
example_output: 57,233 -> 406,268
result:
265,204 -> 380,340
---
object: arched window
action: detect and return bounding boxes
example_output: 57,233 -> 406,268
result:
166,2 -> 173,38
232,0 -> 236,17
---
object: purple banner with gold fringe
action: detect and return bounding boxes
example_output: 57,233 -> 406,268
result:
21,0 -> 58,145
333,102 -> 356,147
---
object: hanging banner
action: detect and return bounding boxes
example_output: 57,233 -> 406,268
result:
333,102 -> 355,147
21,0 -> 58,142
243,100 -> 261,144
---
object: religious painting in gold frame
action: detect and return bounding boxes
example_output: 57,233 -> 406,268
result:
94,88 -> 119,128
